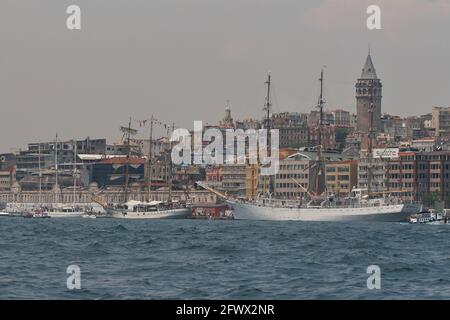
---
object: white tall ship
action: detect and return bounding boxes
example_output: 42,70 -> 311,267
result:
97,118 -> 191,220
3,135 -> 86,218
226,192 -> 421,222
199,70 -> 422,222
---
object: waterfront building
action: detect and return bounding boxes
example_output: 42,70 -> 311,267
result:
0,189 -> 216,205
385,151 -> 417,202
220,164 -> 247,197
219,163 -> 259,198
431,106 -> 450,136
270,112 -> 309,148
0,168 -> 15,192
245,164 -> 259,200
357,150 -> 450,206
331,109 -> 352,128
278,127 -> 309,148
140,137 -> 171,158
266,150 -> 356,200
16,138 -> 109,178
0,153 -> 16,171
91,157 -> 145,188
358,152 -> 387,194
308,125 -> 336,150
381,114 -> 406,140
325,160 -> 358,196
272,154 -> 311,199
415,151 -> 450,205
308,110 -> 334,128
205,166 -> 223,189
172,165 -> 204,188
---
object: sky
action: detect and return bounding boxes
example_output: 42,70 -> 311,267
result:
1,0 -> 450,151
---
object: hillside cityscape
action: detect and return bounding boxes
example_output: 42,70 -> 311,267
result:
1,51 -> 449,208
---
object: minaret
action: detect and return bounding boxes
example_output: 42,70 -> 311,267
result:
221,100 -> 234,127
356,51 -> 382,136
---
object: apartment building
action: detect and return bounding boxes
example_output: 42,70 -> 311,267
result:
325,160 -> 358,196
432,106 -> 450,136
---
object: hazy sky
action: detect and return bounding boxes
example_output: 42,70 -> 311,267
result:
1,0 -> 450,151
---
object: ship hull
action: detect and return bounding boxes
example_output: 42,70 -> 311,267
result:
226,201 -> 421,222
106,207 -> 191,219
47,211 -> 84,218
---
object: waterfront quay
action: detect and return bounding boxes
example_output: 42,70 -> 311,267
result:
0,189 -> 216,205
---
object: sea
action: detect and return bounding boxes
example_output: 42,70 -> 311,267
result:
1,217 -> 449,299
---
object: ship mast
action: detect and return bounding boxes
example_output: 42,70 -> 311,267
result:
264,72 -> 274,195
367,84 -> 375,197
54,133 -> 59,203
38,142 -> 42,206
265,72 -> 272,131
124,118 -> 132,202
147,115 -> 154,202
73,140 -> 77,205
315,69 -> 325,196
167,122 -> 175,204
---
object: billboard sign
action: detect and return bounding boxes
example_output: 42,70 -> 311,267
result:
372,148 -> 399,159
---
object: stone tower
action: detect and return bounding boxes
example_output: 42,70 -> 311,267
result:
356,52 -> 382,134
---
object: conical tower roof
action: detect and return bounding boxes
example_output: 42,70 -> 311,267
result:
360,53 -> 378,79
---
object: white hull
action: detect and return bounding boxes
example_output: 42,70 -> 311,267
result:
47,211 -> 84,218
226,201 -> 421,222
108,207 -> 191,219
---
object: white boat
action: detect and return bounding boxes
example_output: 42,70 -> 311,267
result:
227,198 -> 421,222
45,206 -> 84,218
82,214 -> 97,219
98,119 -> 191,220
216,70 -> 422,222
32,209 -> 51,219
106,200 -> 191,219
409,210 -> 448,224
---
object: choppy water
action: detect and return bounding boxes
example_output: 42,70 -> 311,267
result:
1,217 -> 449,299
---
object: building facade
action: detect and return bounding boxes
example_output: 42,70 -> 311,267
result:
325,160 -> 358,196
432,106 -> 450,136
0,168 -> 15,192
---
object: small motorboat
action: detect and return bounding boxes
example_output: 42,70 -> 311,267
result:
409,209 -> 446,224
23,209 -> 51,219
